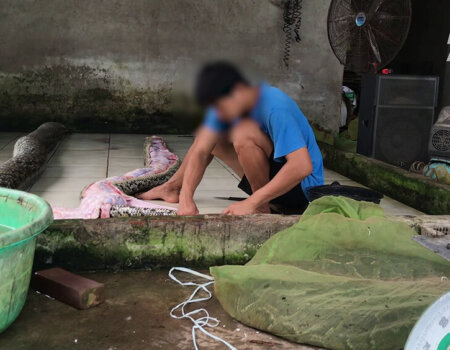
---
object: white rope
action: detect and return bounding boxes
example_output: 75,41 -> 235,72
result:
168,267 -> 237,350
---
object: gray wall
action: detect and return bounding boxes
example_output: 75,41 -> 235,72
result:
0,0 -> 343,133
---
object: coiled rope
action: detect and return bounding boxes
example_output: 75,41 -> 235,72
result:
169,267 -> 236,350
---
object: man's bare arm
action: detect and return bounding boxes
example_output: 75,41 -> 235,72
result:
251,147 -> 312,206
223,147 -> 312,215
178,127 -> 219,215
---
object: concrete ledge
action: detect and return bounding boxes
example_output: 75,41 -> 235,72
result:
35,215 -> 299,271
320,143 -> 450,215
35,214 -> 450,271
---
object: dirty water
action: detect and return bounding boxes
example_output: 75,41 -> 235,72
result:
0,270 -> 319,350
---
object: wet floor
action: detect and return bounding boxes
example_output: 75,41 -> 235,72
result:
0,270 -> 319,350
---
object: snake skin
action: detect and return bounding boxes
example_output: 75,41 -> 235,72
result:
53,136 -> 180,219
0,122 -> 67,190
110,205 -> 176,217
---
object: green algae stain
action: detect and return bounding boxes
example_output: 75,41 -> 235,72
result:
320,143 -> 450,214
35,219 -> 268,271
0,64 -> 200,133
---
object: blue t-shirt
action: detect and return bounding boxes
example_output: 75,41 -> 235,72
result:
203,83 -> 324,199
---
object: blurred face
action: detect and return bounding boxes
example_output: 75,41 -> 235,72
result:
214,84 -> 248,123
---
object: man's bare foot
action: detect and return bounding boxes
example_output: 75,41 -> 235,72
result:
136,183 -> 180,203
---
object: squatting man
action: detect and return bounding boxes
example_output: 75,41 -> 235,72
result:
138,62 -> 324,215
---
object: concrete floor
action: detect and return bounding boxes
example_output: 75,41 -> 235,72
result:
0,270 -> 319,350
0,132 -> 423,216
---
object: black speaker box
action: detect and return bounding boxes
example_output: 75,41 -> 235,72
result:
357,75 -> 439,168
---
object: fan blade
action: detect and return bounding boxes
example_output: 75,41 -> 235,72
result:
366,26 -> 382,64
368,0 -> 388,15
332,29 -> 352,49
373,14 -> 410,21
339,0 -> 355,14
350,0 -> 359,12
370,25 -> 402,46
331,14 -> 354,23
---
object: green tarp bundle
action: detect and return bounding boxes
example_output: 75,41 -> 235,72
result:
210,196 -> 450,350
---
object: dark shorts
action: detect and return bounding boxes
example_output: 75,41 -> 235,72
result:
238,156 -> 310,214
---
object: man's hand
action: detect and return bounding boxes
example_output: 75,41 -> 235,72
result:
177,197 -> 199,215
176,127 -> 218,216
222,198 -> 262,215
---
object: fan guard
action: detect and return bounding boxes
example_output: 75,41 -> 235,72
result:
431,130 -> 450,152
328,0 -> 412,73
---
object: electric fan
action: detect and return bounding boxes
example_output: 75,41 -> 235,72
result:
429,107 -> 450,161
328,0 -> 412,73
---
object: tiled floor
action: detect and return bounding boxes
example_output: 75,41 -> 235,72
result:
0,133 -> 423,216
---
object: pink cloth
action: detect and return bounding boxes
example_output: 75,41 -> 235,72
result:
52,136 -> 177,219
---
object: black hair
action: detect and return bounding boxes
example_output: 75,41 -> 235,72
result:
195,61 -> 248,107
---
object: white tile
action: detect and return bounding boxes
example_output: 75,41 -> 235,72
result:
31,191 -> 81,208
30,177 -> 100,192
193,195 -> 242,206
0,143 -> 16,153
110,134 -> 146,147
203,167 -> 237,178
66,133 -> 109,139
48,152 -> 108,166
0,132 -> 22,150
109,141 -> 144,148
59,134 -> 108,145
53,149 -> 109,158
108,158 -> 145,168
109,149 -> 144,158
0,150 -> 12,158
107,165 -> 144,177
166,143 -> 194,150
195,192 -> 248,202
323,169 -> 349,182
40,165 -> 107,178
196,178 -> 239,191
58,141 -> 109,151
206,160 -> 229,169
168,146 -> 190,154
381,197 -> 424,216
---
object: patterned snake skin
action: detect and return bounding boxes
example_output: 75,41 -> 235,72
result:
109,205 -> 176,217
0,122 -> 67,190
111,136 -> 181,196
53,136 -> 180,219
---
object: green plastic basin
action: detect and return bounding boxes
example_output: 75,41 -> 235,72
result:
0,188 -> 53,333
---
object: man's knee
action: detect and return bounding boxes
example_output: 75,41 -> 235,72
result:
231,121 -> 256,152
231,120 -> 271,156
